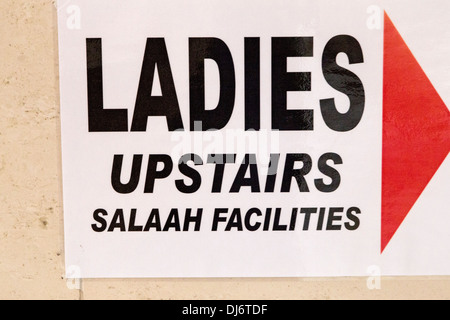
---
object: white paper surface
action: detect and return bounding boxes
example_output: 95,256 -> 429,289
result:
58,0 -> 449,278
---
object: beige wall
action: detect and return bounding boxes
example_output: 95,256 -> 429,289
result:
0,0 -> 449,300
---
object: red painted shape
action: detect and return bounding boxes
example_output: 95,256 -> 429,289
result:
382,13 -> 450,253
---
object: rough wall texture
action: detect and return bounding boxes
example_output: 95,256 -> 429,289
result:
0,0 -> 449,300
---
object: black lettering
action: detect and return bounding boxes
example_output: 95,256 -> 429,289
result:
245,37 -> 261,131
163,209 -> 181,232
86,38 -> 128,132
92,209 -> 108,232
176,154 -> 203,194
212,208 -> 228,231
183,208 -> 203,232
281,154 -> 312,192
129,209 -> 143,232
317,207 -> 326,231
131,38 -> 184,132
300,208 -> 317,231
264,154 -> 280,193
321,35 -> 365,132
144,209 -> 162,232
345,207 -> 361,231
144,155 -> 173,193
263,208 -> 272,231
230,154 -> 261,193
207,154 -> 237,193
189,38 -> 236,131
244,208 -> 262,232
272,37 -> 314,131
289,208 -> 298,231
273,208 -> 287,231
111,155 -> 143,194
327,207 -> 344,231
315,153 -> 343,193
225,208 -> 243,231
108,209 -> 126,232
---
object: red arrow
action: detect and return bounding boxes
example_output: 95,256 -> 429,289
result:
382,12 -> 450,253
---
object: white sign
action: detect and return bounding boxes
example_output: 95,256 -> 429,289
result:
58,0 -> 450,278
